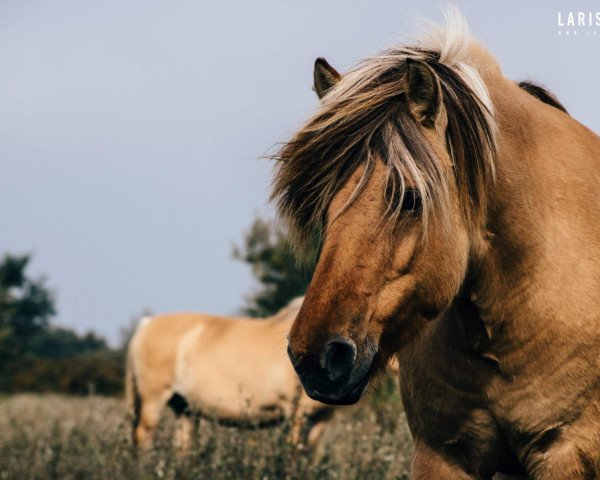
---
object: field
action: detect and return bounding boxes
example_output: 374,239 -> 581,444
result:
0,388 -> 414,479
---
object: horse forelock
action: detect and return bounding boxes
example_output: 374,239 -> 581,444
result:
271,8 -> 498,254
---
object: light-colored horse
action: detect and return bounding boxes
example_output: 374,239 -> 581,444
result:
126,298 -> 333,451
274,9 -> 600,480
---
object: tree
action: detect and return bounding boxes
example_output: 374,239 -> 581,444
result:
233,217 -> 319,317
0,254 -> 56,362
26,327 -> 107,359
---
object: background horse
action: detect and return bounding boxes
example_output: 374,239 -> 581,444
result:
126,298 -> 333,452
274,9 -> 600,479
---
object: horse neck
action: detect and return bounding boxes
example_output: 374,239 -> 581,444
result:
265,308 -> 298,328
470,76 -> 600,350
265,298 -> 304,325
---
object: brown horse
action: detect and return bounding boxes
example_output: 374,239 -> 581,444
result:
273,9 -> 600,479
126,298 -> 333,452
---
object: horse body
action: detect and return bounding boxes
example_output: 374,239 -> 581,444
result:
405,55 -> 600,478
127,298 -> 332,451
174,311 -> 314,422
274,9 -> 600,478
479,65 -> 600,476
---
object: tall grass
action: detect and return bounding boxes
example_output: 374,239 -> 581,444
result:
0,393 -> 413,479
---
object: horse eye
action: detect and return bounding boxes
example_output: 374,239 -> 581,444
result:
400,189 -> 422,212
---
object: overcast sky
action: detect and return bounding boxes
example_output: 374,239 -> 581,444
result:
1,0 -> 598,344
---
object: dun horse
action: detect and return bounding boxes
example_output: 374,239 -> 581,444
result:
274,10 -> 600,479
126,298 -> 333,451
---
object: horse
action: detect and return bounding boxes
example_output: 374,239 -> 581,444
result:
126,297 -> 334,452
273,9 -> 600,479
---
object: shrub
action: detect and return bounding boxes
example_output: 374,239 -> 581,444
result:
5,350 -> 124,396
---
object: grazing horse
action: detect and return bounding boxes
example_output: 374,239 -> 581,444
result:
126,298 -> 333,451
273,9 -> 600,479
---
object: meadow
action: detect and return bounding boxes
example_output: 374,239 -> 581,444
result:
0,382 -> 413,480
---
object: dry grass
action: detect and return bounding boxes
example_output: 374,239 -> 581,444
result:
0,393 -> 413,479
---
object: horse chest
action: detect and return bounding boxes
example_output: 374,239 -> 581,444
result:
400,302 -> 600,472
398,311 -> 520,473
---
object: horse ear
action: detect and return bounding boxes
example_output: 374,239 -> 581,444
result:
313,58 -> 341,99
404,59 -> 443,128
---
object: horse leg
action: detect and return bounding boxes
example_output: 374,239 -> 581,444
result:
134,397 -> 162,450
525,444 -> 597,480
304,411 -> 335,463
131,386 -> 142,447
167,392 -> 197,455
305,408 -> 334,455
412,443 -> 479,480
306,418 -> 329,447
173,414 -> 196,455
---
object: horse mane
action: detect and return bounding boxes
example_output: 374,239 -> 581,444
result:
271,10 -> 498,252
518,81 -> 568,113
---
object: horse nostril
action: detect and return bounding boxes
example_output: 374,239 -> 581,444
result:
323,339 -> 357,382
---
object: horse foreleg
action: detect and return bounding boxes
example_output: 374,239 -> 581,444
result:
525,443 -> 598,480
412,443 -> 479,480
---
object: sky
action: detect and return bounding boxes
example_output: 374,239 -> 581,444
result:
1,0 -> 598,345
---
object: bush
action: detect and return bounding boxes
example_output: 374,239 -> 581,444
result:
26,328 -> 108,359
4,350 -> 124,396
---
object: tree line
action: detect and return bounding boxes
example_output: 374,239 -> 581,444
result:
0,254 -> 124,394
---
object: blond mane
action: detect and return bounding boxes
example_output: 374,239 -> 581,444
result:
272,9 -> 498,252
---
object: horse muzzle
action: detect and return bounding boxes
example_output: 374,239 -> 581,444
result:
287,335 -> 376,405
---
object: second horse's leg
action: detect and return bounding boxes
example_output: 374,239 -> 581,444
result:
174,413 -> 198,455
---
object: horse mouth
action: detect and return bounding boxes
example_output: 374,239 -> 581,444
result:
302,361 -> 375,405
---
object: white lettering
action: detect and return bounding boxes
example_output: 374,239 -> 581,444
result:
557,11 -> 600,30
